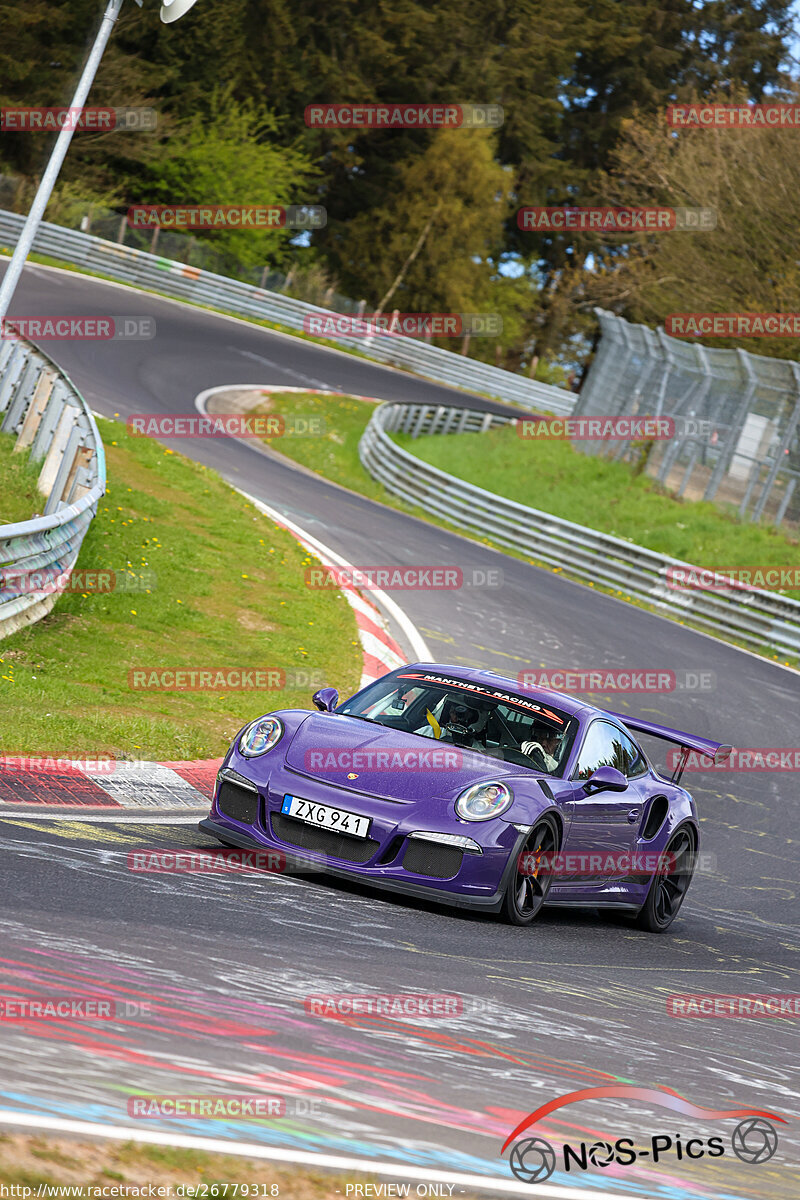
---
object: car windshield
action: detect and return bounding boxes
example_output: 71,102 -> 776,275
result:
337,669 -> 577,775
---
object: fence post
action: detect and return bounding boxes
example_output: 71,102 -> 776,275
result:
655,349 -> 712,485
62,445 -> 94,504
14,368 -> 56,451
750,362 -> 800,523
43,424 -> 86,515
1,352 -> 38,433
775,477 -> 797,527
30,379 -> 70,461
0,342 -> 26,415
37,405 -> 77,496
704,349 -> 757,503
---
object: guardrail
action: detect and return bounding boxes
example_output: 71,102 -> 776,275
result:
0,336 -> 106,639
359,402 -> 800,659
0,208 -> 577,416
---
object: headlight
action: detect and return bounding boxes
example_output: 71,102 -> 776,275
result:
455,781 -> 513,822
239,715 -> 283,758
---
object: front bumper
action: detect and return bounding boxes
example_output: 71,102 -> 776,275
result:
200,764 -> 528,913
198,818 -> 522,912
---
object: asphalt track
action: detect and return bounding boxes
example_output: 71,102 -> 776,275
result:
1,261 -> 799,1199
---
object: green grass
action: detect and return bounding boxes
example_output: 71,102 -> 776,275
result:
0,430 -> 45,525
396,424 -> 800,595
0,1134 -> 398,1199
255,391 -> 800,664
0,417 -> 361,758
256,391 -> 394,502
259,390 -> 799,591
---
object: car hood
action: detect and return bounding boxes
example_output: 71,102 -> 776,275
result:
283,712 -> 530,802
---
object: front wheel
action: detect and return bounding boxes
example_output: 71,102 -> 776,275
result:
635,825 -> 697,932
502,815 -> 560,926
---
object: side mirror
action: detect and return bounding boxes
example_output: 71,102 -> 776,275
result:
313,687 -> 339,712
583,765 -> 628,794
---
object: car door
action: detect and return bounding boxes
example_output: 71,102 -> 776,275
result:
611,725 -> 651,835
559,720 -> 640,885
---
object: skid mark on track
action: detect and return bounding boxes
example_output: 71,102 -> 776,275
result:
0,868 -> 797,1196
0,833 -> 798,1197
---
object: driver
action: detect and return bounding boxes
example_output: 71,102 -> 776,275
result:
414,695 -> 490,748
439,698 -> 489,748
521,723 -> 561,772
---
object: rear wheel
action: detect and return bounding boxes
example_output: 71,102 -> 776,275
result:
635,825 -> 697,932
502,815 -> 560,926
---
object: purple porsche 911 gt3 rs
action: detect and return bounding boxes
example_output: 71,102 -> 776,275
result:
199,663 -> 731,931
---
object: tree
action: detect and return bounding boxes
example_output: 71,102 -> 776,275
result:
583,87 -> 800,358
0,0 -> 795,366
332,128 -> 510,321
134,92 -> 315,271
0,0 -> 172,186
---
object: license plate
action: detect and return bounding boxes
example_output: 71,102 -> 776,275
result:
281,794 -> 371,839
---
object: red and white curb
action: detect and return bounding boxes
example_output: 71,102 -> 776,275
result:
1,493 -> 427,809
0,394 -> 428,809
0,757 -> 220,809
241,490 -> 424,687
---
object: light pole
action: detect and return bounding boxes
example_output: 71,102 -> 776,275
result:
0,0 -> 202,323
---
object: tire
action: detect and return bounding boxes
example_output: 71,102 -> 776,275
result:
502,815 -> 560,926
635,824 -> 697,932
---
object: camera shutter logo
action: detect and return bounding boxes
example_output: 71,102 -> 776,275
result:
509,1137 -> 556,1184
731,1118 -> 778,1164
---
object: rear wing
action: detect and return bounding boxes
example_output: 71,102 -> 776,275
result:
608,713 -> 733,784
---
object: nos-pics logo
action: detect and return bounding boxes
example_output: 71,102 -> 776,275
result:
501,1085 -> 785,1184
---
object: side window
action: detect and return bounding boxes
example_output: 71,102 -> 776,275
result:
616,728 -> 648,778
575,720 -> 633,777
